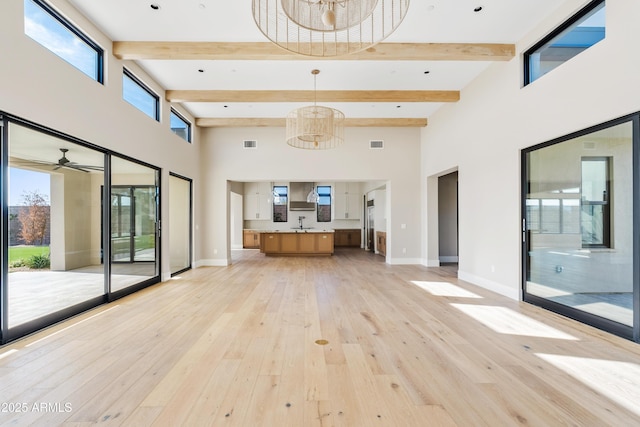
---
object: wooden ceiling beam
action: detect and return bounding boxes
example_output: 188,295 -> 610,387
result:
113,41 -> 515,61
195,118 -> 428,128
167,90 -> 459,103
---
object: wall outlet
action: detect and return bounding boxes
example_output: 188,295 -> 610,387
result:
402,248 -> 406,254
214,249 -> 218,255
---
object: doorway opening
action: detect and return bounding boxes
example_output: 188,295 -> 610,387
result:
438,171 -> 459,268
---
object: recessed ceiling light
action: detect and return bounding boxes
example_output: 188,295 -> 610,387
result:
396,105 -> 401,108
474,6 -> 483,12
223,105 -> 228,108
198,69 -> 204,73
150,4 -> 160,10
424,70 -> 430,74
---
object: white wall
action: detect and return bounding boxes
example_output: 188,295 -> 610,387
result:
421,0 -> 640,299
199,127 -> 421,265
0,0 -> 200,280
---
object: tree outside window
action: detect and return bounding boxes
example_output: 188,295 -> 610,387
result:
18,190 -> 50,246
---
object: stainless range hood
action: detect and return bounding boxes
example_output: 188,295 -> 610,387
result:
289,182 -> 316,211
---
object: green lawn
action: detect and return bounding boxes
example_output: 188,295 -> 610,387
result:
9,246 -> 49,264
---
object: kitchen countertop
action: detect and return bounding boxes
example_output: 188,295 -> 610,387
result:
261,229 -> 334,233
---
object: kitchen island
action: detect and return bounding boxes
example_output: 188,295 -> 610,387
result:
260,230 -> 334,256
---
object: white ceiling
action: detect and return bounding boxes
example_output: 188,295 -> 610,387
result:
65,0 -> 568,123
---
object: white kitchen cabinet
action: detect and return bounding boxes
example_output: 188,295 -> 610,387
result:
334,182 -> 361,220
244,182 -> 272,220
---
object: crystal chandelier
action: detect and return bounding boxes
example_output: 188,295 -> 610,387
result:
286,69 -> 344,150
252,0 -> 410,57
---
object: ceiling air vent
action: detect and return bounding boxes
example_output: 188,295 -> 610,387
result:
243,140 -> 257,149
370,140 -> 384,149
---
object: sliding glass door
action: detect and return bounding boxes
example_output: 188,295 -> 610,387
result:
4,120 -> 107,336
110,157 -> 159,293
0,114 -> 161,344
522,114 -> 638,340
111,186 -> 156,263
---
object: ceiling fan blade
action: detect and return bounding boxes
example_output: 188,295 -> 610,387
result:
11,158 -> 52,166
73,164 -> 104,171
62,164 -> 89,173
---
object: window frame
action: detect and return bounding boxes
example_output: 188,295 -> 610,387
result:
526,198 -> 580,235
272,185 -> 288,223
122,68 -> 160,122
24,0 -> 104,83
580,156 -> 611,248
521,112 -> 640,342
316,185 -> 332,223
170,108 -> 192,143
524,0 -> 605,86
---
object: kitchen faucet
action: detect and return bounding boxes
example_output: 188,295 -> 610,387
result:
298,216 -> 305,230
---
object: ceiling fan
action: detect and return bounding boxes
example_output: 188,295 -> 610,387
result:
12,148 -> 104,173
52,148 -> 103,173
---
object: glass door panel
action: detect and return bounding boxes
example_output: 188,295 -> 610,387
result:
133,186 -> 157,262
524,120 -> 633,328
110,157 -> 159,292
111,187 -> 132,262
6,122 -> 105,328
169,174 -> 191,275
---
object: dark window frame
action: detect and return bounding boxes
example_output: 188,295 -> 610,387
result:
580,156 -> 611,248
0,111 -> 162,345
25,0 -> 104,83
524,0 -> 605,86
272,185 -> 288,223
317,185 -> 332,222
123,68 -> 160,122
521,112 -> 640,342
170,108 -> 192,143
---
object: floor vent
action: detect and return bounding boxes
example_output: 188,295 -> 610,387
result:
243,140 -> 257,149
370,140 -> 384,149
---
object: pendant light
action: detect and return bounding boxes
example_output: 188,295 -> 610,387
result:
307,184 -> 319,203
286,69 -> 344,150
252,0 -> 410,57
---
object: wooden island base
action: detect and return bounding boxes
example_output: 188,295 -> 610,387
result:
260,231 -> 334,256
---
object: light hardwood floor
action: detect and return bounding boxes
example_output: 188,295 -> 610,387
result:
1,248 -> 640,426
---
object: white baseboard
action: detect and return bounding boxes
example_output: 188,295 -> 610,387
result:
458,271 -> 519,300
389,257 -> 422,265
439,256 -> 459,263
423,259 -> 441,267
195,259 -> 229,267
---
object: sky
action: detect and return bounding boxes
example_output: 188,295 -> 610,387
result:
24,0 -> 98,80
9,168 -> 51,206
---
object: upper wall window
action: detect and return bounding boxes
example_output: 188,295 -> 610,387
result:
123,69 -> 159,121
170,109 -> 191,142
24,0 -> 103,83
524,0 -> 605,85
